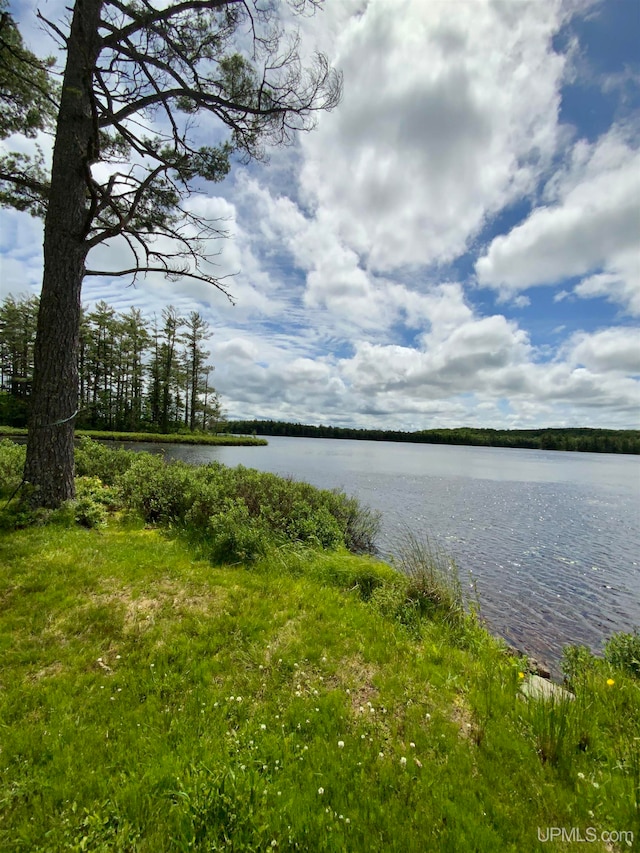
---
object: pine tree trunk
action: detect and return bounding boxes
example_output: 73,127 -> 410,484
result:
24,0 -> 103,508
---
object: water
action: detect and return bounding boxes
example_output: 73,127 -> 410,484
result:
114,436 -> 640,671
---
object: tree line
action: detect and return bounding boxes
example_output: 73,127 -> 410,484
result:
0,294 -> 222,433
225,420 -> 640,455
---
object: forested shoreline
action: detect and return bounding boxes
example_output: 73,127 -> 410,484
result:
0,295 -> 222,433
2,294 -> 637,454
226,419 -> 640,454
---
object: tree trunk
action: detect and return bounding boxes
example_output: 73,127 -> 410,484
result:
24,0 -> 103,507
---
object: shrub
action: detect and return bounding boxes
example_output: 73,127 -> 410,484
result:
206,499 -> 270,564
118,454 -> 194,523
187,464 -> 373,552
71,476 -> 121,528
75,436 -> 137,484
0,438 -> 26,493
69,443 -> 380,558
604,630 -> 640,679
184,476 -> 228,532
329,492 -> 381,554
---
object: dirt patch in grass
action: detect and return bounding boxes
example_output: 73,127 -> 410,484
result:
323,658 -> 380,712
28,661 -> 64,681
118,586 -> 230,631
45,580 -> 230,642
450,693 -> 476,741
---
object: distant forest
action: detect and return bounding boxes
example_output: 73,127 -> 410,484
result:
0,295 -> 222,432
226,420 -> 640,455
3,293 -> 638,453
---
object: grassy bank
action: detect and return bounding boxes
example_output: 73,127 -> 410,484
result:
0,426 -> 267,446
0,441 -> 638,851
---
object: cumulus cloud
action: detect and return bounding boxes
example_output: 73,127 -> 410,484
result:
566,327 -> 640,374
298,0 -> 567,270
2,0 -> 638,431
476,128 -> 640,313
341,314 -> 532,397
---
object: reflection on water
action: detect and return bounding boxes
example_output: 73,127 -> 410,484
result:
110,436 -> 640,672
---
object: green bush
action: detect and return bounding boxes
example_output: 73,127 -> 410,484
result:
329,492 -> 381,554
0,439 -> 26,493
118,454 -> 194,523
70,476 -> 121,528
0,439 -> 380,554
74,436 -> 137,484
604,630 -> 640,679
206,498 -> 270,564
184,463 -> 377,554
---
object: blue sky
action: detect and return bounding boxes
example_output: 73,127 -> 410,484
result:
1,0 -> 639,429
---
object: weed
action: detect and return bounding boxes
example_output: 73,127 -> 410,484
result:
522,691 -> 575,768
605,630 -> 640,680
391,530 -> 465,627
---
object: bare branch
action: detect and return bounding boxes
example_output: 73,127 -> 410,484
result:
85,265 -> 237,302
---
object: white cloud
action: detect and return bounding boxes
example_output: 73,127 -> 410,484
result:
2,0 -> 638,431
341,314 -> 532,398
299,0 -> 567,270
574,264 -> 640,316
0,208 -> 44,297
566,327 -> 640,374
476,128 -> 640,314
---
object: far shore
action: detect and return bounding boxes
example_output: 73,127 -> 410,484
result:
0,426 -> 267,446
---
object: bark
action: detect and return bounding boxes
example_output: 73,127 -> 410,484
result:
24,0 -> 103,507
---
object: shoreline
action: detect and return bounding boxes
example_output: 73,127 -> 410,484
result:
0,426 -> 267,446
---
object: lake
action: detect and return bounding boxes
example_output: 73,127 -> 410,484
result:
113,435 -> 640,673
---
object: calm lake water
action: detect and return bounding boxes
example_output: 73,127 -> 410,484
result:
115,436 -> 640,672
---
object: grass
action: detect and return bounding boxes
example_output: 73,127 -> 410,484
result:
0,441 -> 638,851
1,523 -> 639,851
0,426 -> 267,446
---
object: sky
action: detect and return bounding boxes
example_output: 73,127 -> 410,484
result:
1,0 -> 639,430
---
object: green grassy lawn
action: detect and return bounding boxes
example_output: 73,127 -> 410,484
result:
1,519 -> 638,852
0,426 -> 267,446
